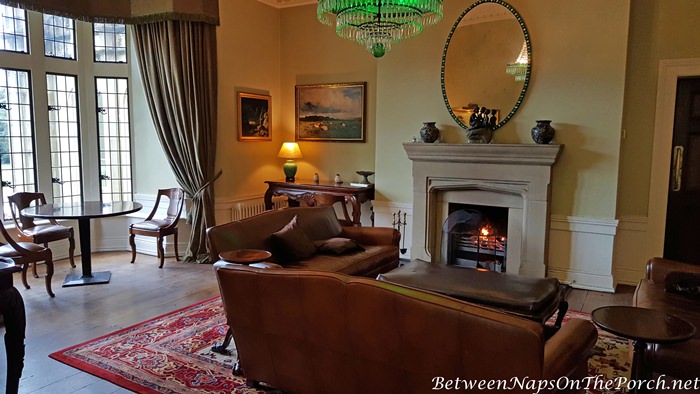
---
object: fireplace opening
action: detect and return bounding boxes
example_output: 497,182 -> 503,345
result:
440,203 -> 508,272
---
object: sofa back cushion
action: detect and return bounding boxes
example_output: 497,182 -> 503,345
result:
215,264 -> 546,394
207,206 -> 342,261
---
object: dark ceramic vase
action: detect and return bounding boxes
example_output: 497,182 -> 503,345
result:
419,122 -> 440,143
531,120 -> 555,144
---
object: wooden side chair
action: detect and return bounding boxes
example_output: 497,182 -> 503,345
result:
312,193 -> 354,226
129,188 -> 185,268
0,219 -> 54,297
8,192 -> 75,279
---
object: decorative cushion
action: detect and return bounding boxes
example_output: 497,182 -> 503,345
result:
314,237 -> 364,255
665,271 -> 700,299
131,219 -> 173,231
271,216 -> 317,262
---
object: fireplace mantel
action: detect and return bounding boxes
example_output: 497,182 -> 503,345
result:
403,143 -> 562,165
404,142 -> 563,278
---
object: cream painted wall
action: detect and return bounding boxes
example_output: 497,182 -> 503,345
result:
617,0 -> 700,217
215,0 -> 282,198
129,37 -> 178,193
375,0 -> 630,221
278,5 -> 377,185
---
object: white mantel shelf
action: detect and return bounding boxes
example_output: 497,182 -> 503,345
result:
403,143 -> 563,165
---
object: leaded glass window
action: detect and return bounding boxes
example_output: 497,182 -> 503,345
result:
96,77 -> 131,202
93,23 -> 127,63
44,14 -> 75,59
0,5 -> 28,53
0,68 -> 35,219
46,73 -> 82,203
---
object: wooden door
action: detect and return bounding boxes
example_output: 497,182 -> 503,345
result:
664,77 -> 700,263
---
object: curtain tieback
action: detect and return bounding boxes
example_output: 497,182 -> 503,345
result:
192,170 -> 223,199
186,170 -> 223,225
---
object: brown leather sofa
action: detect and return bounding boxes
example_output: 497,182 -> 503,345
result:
215,263 -> 598,394
206,206 -> 400,277
633,257 -> 700,379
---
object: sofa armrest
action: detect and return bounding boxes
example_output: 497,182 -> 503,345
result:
340,226 -> 400,246
646,257 -> 700,284
543,318 -> 598,381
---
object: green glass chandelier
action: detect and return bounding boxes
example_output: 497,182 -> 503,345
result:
317,0 -> 444,58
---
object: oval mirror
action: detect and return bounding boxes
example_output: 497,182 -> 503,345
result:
441,0 -> 531,131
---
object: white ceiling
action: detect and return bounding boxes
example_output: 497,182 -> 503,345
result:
256,0 -> 316,8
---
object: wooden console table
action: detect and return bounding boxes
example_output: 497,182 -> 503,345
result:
264,180 -> 375,226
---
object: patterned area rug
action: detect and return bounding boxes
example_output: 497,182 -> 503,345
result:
559,311 -> 631,394
50,297 -> 258,394
50,298 -> 630,393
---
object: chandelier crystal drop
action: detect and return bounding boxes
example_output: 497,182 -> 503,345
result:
317,0 -> 444,58
505,41 -> 529,82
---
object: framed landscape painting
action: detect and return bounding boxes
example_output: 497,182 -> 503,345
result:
295,82 -> 366,142
238,92 -> 271,141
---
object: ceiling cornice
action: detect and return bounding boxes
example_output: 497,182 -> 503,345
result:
256,0 -> 315,9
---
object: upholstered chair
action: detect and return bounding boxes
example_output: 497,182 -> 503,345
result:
129,188 -> 185,268
8,192 -> 75,279
311,194 -> 353,226
0,218 -> 54,297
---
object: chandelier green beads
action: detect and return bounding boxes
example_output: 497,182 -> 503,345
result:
317,0 -> 444,58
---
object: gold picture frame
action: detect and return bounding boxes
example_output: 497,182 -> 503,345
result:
238,92 -> 271,141
295,82 -> 366,142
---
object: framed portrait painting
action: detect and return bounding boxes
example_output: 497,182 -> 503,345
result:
238,92 -> 271,141
295,82 -> 366,142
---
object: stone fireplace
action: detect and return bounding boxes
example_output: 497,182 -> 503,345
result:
404,143 -> 562,277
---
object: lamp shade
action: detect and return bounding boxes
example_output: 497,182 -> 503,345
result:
278,142 -> 303,159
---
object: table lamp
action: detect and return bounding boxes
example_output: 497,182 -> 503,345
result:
278,142 -> 303,182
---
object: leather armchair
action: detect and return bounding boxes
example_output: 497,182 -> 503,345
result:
634,257 -> 700,379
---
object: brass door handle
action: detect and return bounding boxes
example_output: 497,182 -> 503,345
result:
672,145 -> 684,192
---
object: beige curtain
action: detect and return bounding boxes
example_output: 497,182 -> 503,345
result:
133,21 -> 220,263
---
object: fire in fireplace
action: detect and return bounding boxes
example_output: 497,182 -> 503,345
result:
440,204 -> 508,272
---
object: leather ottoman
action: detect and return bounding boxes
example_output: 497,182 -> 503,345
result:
377,259 -> 568,329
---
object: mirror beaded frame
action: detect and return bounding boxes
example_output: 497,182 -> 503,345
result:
441,0 -> 531,132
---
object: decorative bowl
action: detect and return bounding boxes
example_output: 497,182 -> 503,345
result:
356,171 -> 375,184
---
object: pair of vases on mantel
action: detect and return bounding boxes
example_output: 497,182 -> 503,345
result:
418,120 -> 555,144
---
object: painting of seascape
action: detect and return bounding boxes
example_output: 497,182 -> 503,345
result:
295,82 -> 365,142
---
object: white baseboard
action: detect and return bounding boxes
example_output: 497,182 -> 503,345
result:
547,215 -> 618,292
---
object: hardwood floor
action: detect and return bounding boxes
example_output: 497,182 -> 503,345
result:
1,252 -> 219,393
1,253 -> 636,393
567,284 -> 636,313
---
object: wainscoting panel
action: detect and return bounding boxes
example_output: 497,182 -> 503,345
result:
372,201 -> 413,261
30,194 -> 648,290
547,215 -> 618,292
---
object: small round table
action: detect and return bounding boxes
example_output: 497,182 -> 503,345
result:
219,249 -> 272,264
592,306 -> 696,393
22,201 -> 143,287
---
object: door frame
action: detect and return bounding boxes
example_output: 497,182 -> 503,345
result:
647,58 -> 700,259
